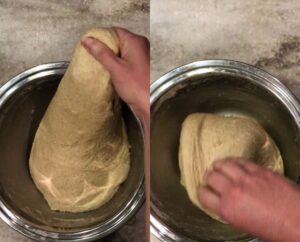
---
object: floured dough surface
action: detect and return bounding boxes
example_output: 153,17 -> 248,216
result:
179,113 -> 283,222
29,28 -> 130,213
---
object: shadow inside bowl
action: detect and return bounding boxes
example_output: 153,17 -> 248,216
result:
0,72 -> 144,233
151,73 -> 300,241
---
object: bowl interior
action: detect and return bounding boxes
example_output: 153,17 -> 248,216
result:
0,73 -> 144,233
151,73 -> 300,241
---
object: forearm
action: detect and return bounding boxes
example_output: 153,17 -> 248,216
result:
142,110 -> 150,242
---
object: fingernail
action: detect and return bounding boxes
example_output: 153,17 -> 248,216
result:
82,37 -> 95,50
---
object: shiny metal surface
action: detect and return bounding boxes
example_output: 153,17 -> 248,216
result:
150,60 -> 300,241
0,62 -> 145,241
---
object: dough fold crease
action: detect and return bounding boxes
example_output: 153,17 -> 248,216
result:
179,113 -> 283,222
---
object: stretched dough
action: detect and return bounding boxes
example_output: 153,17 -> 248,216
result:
179,113 -> 283,222
29,28 -> 130,213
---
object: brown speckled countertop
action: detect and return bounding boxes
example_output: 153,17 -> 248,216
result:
0,0 -> 149,241
150,0 -> 300,241
151,0 -> 300,93
0,0 -> 149,84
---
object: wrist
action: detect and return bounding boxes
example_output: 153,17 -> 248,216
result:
267,188 -> 300,242
133,103 -> 149,128
131,92 -> 149,125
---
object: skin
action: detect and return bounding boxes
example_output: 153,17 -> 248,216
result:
199,157 -> 300,242
81,28 -> 150,241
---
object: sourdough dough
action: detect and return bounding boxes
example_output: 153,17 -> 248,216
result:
29,28 -> 130,213
179,113 -> 284,222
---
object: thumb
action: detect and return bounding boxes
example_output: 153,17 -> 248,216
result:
81,37 -> 122,75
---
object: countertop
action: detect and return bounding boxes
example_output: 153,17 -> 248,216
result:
150,0 -> 300,241
0,0 -> 149,85
0,0 -> 149,241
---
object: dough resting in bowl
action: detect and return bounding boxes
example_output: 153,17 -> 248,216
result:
179,113 -> 284,222
29,28 -> 130,213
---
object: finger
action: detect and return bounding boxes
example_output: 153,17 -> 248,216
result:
114,27 -> 134,40
113,27 -> 135,56
81,37 -> 122,75
237,160 -> 260,173
198,186 -> 220,214
114,27 -> 150,63
213,158 -> 248,182
114,27 -> 147,44
205,169 -> 233,195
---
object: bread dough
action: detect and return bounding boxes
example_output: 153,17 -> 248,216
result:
29,28 -> 130,213
179,113 -> 283,222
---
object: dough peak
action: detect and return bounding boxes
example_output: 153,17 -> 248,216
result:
29,28 -> 130,213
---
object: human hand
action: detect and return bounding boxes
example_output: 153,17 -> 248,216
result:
82,28 -> 150,242
198,158 -> 300,242
81,27 -> 149,122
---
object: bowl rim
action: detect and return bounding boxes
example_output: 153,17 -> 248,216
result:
0,62 -> 145,241
150,59 -> 300,242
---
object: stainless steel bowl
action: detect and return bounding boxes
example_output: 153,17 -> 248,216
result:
0,62 -> 145,241
150,60 -> 300,242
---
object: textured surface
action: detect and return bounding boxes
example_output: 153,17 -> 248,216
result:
0,0 -> 148,241
179,113 -> 283,222
0,0 -> 149,85
29,29 -> 130,213
151,0 -> 300,241
151,0 -> 300,97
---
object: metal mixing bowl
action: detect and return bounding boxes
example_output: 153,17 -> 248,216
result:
150,60 -> 300,242
0,62 -> 144,241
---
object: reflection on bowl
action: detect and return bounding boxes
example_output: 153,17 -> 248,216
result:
150,60 -> 300,242
0,62 -> 144,241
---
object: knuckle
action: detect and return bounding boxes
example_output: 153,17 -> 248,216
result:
134,35 -> 150,46
92,45 -> 105,57
242,173 -> 253,186
263,169 -> 275,178
219,196 -> 234,219
137,35 -> 149,43
250,169 -> 266,180
219,202 -> 230,219
101,50 -> 113,60
219,185 -> 243,219
228,184 -> 244,200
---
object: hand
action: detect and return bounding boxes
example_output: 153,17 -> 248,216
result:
81,27 -> 149,122
82,27 -> 150,242
198,158 -> 300,242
